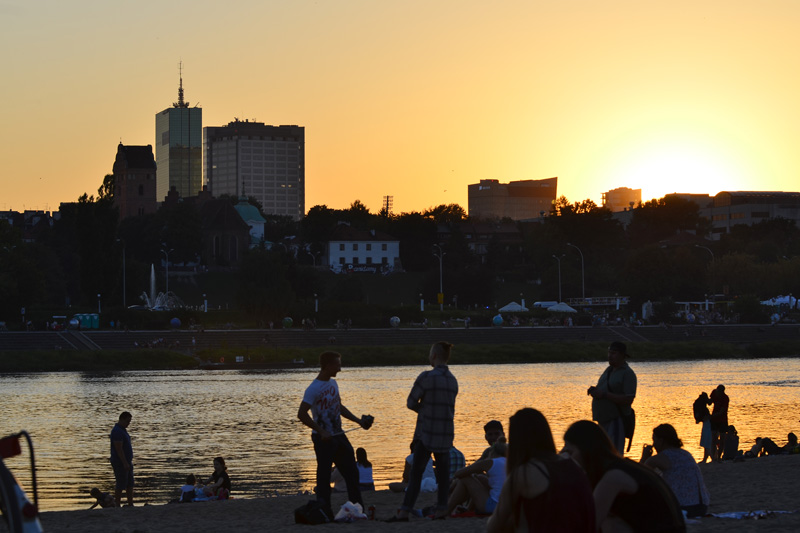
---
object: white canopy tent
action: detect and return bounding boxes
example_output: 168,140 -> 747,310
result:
498,301 -> 529,312
546,302 -> 577,313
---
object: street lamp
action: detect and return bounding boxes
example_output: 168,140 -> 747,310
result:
433,244 -> 445,312
203,293 -> 207,313
552,254 -> 565,303
566,242 -> 585,301
116,239 -> 126,308
161,246 -> 174,295
97,293 -> 101,315
314,293 -> 318,313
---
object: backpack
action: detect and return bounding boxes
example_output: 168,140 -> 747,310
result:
180,489 -> 195,503
294,500 -> 332,525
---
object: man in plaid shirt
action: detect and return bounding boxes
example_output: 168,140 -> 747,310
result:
389,341 -> 458,521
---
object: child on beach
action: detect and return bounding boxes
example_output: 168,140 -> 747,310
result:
179,474 -> 197,502
89,487 -> 115,509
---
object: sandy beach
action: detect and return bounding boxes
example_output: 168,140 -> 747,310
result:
38,454 -> 798,532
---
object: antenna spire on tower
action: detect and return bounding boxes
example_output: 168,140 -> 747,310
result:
174,61 -> 189,108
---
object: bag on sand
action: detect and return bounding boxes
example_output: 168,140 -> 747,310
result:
294,500 -> 332,525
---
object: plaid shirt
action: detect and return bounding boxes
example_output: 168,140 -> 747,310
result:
449,447 -> 465,478
407,365 -> 458,453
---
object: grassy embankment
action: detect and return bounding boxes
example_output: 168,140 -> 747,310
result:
2,339 -> 800,372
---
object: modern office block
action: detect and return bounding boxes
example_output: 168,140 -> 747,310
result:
204,119 -> 305,220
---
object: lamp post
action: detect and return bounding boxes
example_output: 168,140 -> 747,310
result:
116,239 -> 126,308
203,293 -> 207,313
314,293 -> 318,313
566,242 -> 585,301
161,246 -> 174,295
97,293 -> 101,315
552,254 -> 565,303
433,244 -> 445,312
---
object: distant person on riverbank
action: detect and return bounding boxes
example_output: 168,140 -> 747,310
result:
693,392 -> 714,462
479,420 -> 505,461
710,384 -> 729,459
202,457 -> 231,499
89,488 -> 115,509
109,411 -> 134,506
388,341 -> 458,522
721,425 -> 741,460
640,423 -> 710,518
297,351 -> 373,515
587,341 -> 637,453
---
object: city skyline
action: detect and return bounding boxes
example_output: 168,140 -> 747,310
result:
2,1 -> 800,214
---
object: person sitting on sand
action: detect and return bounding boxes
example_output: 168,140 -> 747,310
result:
355,447 -> 375,491
782,432 -> 798,454
445,437 -> 507,516
563,421 -> 685,532
721,425 -> 741,461
486,408 -> 595,532
89,487 -> 115,509
641,423 -> 710,518
202,457 -> 231,499
479,420 -> 505,461
388,441 -> 436,493
180,474 -> 197,502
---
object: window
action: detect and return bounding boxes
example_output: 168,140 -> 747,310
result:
353,243 -> 358,251
339,244 -> 345,251
366,243 -> 372,251
138,184 -> 144,196
339,257 -> 345,265
381,243 -> 388,251
353,257 -> 359,265
382,257 -> 388,264
752,211 -> 769,218
366,257 -> 373,264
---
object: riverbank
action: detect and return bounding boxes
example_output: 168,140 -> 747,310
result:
2,338 -> 800,372
38,454 -> 800,532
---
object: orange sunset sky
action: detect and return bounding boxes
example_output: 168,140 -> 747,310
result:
1,0 -> 799,214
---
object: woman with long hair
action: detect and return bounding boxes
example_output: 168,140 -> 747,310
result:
202,456 -> 231,500
355,447 -> 375,491
563,421 -> 685,532
486,409 -> 594,532
641,424 -> 710,518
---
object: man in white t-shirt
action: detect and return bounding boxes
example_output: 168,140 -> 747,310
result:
298,351 -> 373,513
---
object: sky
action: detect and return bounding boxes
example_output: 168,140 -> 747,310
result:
2,0 -> 799,215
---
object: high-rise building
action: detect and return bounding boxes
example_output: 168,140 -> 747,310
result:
112,143 -> 157,219
155,71 -> 202,202
468,178 -> 557,220
204,119 -> 305,220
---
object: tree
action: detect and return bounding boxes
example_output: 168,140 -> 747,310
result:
423,204 -> 467,224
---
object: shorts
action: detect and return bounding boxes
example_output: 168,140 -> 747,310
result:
112,462 -> 134,491
484,497 -> 499,514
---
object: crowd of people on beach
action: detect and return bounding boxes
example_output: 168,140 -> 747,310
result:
294,341 -> 723,531
93,338 -> 797,531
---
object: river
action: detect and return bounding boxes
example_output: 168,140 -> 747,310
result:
1,358 -> 799,511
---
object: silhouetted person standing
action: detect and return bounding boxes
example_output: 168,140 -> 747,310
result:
110,411 -> 134,506
588,341 -> 637,453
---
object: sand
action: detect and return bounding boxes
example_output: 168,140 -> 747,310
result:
39,454 -> 799,532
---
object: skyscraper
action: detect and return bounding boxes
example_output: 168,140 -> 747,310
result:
155,70 -> 202,202
204,119 -> 305,220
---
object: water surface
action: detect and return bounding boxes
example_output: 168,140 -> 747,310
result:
1,358 -> 798,511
